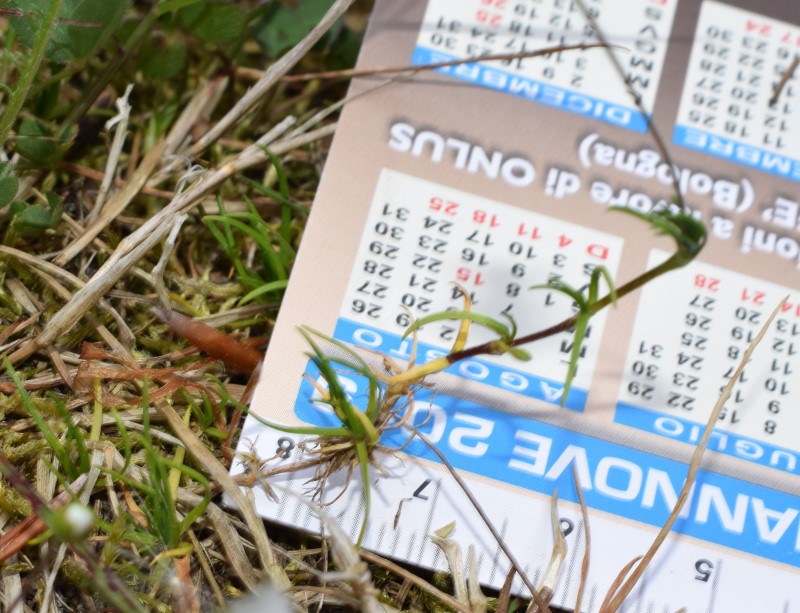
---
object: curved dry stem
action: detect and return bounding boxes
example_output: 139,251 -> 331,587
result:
602,297 -> 785,612
573,465 -> 591,613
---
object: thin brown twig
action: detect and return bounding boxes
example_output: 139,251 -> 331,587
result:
573,0 -> 684,212
283,44 -> 614,82
770,54 -> 799,106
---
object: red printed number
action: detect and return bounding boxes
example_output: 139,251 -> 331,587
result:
429,197 -> 459,215
741,288 -> 765,305
476,10 -> 502,27
473,210 -> 500,226
694,274 -> 720,292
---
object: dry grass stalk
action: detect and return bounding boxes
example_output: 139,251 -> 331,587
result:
186,528 -> 226,609
277,487 -> 386,613
599,556 -> 642,613
572,465 -> 591,613
412,426 -> 552,613
55,136 -> 168,266
152,396 -> 289,588
358,548 -> 474,613
87,83 -> 134,222
151,214 -> 188,308
6,119 -> 338,367
2,571 -> 22,613
150,75 -> 230,184
188,0 -> 356,157
528,492 -> 566,613
496,568 -> 517,613
430,524 -> 488,613
601,297 -> 787,612
0,245 -> 134,354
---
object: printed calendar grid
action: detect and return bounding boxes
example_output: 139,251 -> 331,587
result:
332,168 -> 624,410
674,0 -> 800,181
414,0 -> 677,133
616,249 -> 800,475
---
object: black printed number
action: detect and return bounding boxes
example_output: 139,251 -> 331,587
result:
276,437 -> 295,459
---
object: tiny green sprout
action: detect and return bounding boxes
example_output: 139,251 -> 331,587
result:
0,163 -> 19,209
612,206 -> 707,266
395,284 -> 530,384
246,326 -> 387,546
532,266 -> 617,406
6,192 -> 62,238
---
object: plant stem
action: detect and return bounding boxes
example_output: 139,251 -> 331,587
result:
445,252 -> 685,365
603,298 -> 785,612
0,0 -> 63,150
412,427 -> 553,613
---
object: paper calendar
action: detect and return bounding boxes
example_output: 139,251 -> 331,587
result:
233,1 -> 800,610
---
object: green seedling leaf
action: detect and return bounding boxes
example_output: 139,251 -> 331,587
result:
531,279 -> 586,309
8,0 -> 129,62
138,36 -> 187,79
258,149 -> 295,268
9,194 -> 62,236
204,195 -> 294,304
238,327 -> 383,546
161,458 -> 211,537
14,118 -> 59,166
532,266 -> 617,406
403,310 -> 512,342
354,439 -> 371,546
50,393 -> 90,479
493,341 -> 531,361
298,326 -> 383,421
239,280 -> 289,305
111,408 -> 132,473
245,176 -> 308,216
179,2 -> 246,45
0,175 -> 19,209
612,206 -> 707,265
3,358 -> 70,475
255,0 -> 335,57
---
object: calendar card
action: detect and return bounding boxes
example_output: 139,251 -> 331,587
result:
233,2 -> 800,611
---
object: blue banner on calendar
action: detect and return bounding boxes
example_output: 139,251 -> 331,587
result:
292,371 -> 800,570
332,317 -> 587,411
615,402 -> 800,477
412,46 -> 649,132
674,125 -> 800,182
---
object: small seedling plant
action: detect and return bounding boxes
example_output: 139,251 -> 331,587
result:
245,136 -> 709,613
